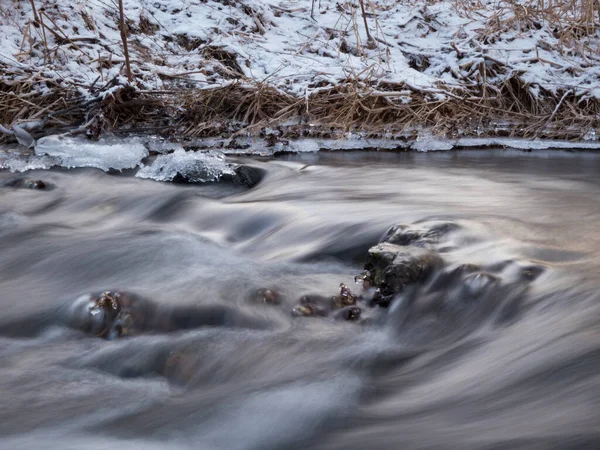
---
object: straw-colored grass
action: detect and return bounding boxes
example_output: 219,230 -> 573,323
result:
1,0 -> 599,143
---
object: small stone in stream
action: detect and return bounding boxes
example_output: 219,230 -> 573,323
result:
462,272 -> 500,296
254,288 -> 280,305
334,306 -> 362,321
338,283 -> 357,306
383,221 -> 459,248
87,291 -> 132,339
4,178 -> 50,190
74,290 -> 151,340
161,349 -> 200,386
292,295 -> 329,317
520,265 -> 545,281
354,270 -> 372,288
292,303 -> 324,317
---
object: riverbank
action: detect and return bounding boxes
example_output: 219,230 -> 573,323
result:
1,0 -> 599,143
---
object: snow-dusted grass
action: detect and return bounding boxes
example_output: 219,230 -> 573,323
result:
0,0 -> 599,140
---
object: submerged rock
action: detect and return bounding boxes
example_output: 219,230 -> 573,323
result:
3,178 -> 51,190
382,221 -> 460,248
292,283 -> 363,319
520,264 -> 545,281
334,306 -> 362,322
462,272 -> 501,297
292,295 -> 330,317
68,291 -> 151,340
250,288 -> 280,305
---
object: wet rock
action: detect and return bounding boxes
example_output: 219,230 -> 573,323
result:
382,221 -> 459,248
69,291 -> 149,340
429,263 -> 481,290
291,295 -> 330,317
161,348 -> 201,386
330,283 -> 359,308
250,288 -> 280,305
354,270 -> 372,289
365,243 -> 443,303
4,178 -> 51,190
233,165 -> 266,188
520,264 -> 545,281
334,306 -> 362,321
462,272 -> 501,297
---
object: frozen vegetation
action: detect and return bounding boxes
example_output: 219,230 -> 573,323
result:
0,0 -> 599,143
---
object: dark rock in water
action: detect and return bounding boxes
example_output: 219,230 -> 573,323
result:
291,294 -> 330,317
365,243 -> 443,294
520,264 -> 545,281
334,306 -> 362,321
354,270 -> 372,288
330,283 -> 359,308
233,165 -> 266,188
429,263 -> 481,290
250,288 -> 280,305
382,221 -> 459,248
67,291 -> 247,337
4,178 -> 51,190
461,272 -> 501,297
67,291 -> 155,340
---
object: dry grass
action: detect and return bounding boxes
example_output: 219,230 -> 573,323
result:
1,0 -> 599,143
2,70 -> 598,142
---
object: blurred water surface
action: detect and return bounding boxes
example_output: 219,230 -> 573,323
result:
1,148 -> 600,449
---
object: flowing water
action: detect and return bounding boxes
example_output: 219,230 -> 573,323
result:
1,148 -> 600,449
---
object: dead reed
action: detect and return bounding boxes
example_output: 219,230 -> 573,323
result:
1,0 -> 598,143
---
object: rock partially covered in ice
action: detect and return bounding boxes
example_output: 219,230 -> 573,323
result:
35,135 -> 148,171
136,148 -> 235,183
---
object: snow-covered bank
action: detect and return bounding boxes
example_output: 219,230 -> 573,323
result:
3,135 -> 600,180
1,0 -> 599,140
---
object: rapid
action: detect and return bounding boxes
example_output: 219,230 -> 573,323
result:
1,147 -> 599,449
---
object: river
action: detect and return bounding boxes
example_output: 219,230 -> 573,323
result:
1,148 -> 599,449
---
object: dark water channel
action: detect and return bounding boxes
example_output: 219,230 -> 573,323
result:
1,149 -> 600,449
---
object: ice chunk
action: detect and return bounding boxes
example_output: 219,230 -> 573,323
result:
411,133 -> 455,152
35,135 -> 148,171
0,151 -> 55,172
584,129 -> 597,141
136,149 -> 235,183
